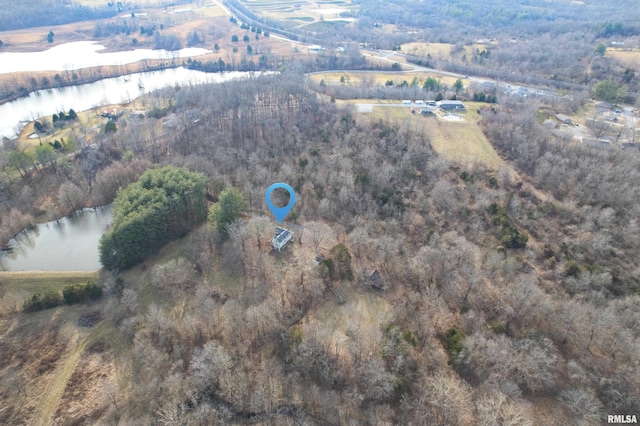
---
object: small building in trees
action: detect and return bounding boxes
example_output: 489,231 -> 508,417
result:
582,138 -> 611,149
621,142 -> 640,151
437,100 -> 465,111
101,107 -> 124,120
555,113 -> 572,124
272,227 -> 293,252
368,269 -> 384,290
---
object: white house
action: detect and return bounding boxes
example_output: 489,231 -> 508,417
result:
272,227 -> 293,252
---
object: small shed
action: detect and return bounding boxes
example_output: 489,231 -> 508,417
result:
368,269 -> 384,290
272,227 -> 293,252
421,106 -> 437,115
555,114 -> 572,124
621,143 -> 640,151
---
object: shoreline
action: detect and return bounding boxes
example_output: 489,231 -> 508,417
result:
0,60 -> 183,107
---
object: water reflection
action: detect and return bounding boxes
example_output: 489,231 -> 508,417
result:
0,205 -> 113,271
0,68 -> 263,138
0,41 -> 210,74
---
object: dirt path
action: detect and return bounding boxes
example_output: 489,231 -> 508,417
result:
32,320 -> 112,426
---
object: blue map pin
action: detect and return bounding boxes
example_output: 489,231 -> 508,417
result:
265,183 -> 296,223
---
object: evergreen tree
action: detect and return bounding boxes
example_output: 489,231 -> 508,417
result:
100,166 -> 207,270
208,187 -> 247,240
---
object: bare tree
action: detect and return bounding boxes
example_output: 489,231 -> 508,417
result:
306,221 -> 327,253
559,388 -> 604,425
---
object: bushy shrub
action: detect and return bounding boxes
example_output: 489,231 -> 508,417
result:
62,282 -> 103,305
23,291 -> 62,312
443,327 -> 465,362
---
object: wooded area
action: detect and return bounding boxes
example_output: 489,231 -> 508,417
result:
1,0 -> 639,423
99,166 -> 207,271
2,73 -> 637,423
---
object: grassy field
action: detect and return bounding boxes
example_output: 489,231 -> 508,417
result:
401,41 -> 490,61
310,71 -> 462,88
0,271 -> 99,295
608,49 -> 640,67
366,102 -> 503,169
311,71 -> 501,168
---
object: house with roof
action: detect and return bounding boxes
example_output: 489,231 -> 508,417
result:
272,227 -> 293,252
437,100 -> 465,111
555,114 -> 572,125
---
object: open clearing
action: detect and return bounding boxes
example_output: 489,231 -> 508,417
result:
401,41 -> 491,62
366,101 -> 503,168
0,271 -> 99,295
33,319 -> 114,426
303,290 -> 391,358
607,49 -> 640,67
310,71 -> 463,88
0,297 -> 116,425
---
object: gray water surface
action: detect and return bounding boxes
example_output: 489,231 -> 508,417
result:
0,41 -> 210,74
0,205 -> 113,271
0,68 -> 262,138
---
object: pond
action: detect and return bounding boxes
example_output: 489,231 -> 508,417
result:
0,68 -> 262,138
0,41 -> 210,75
0,205 -> 113,271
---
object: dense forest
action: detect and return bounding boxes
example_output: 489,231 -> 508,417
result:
1,0 -> 640,423
2,73 -> 638,423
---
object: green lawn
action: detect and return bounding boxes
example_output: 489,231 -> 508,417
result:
0,271 -> 99,295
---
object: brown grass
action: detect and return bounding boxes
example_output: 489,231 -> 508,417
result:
0,271 -> 99,295
310,71 -> 461,87
304,290 -> 391,358
608,49 -> 640,67
0,298 -> 117,425
364,101 -> 503,169
401,41 -> 490,62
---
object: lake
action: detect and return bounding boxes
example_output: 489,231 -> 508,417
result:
0,205 -> 113,271
0,41 -> 210,75
0,68 -> 262,138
